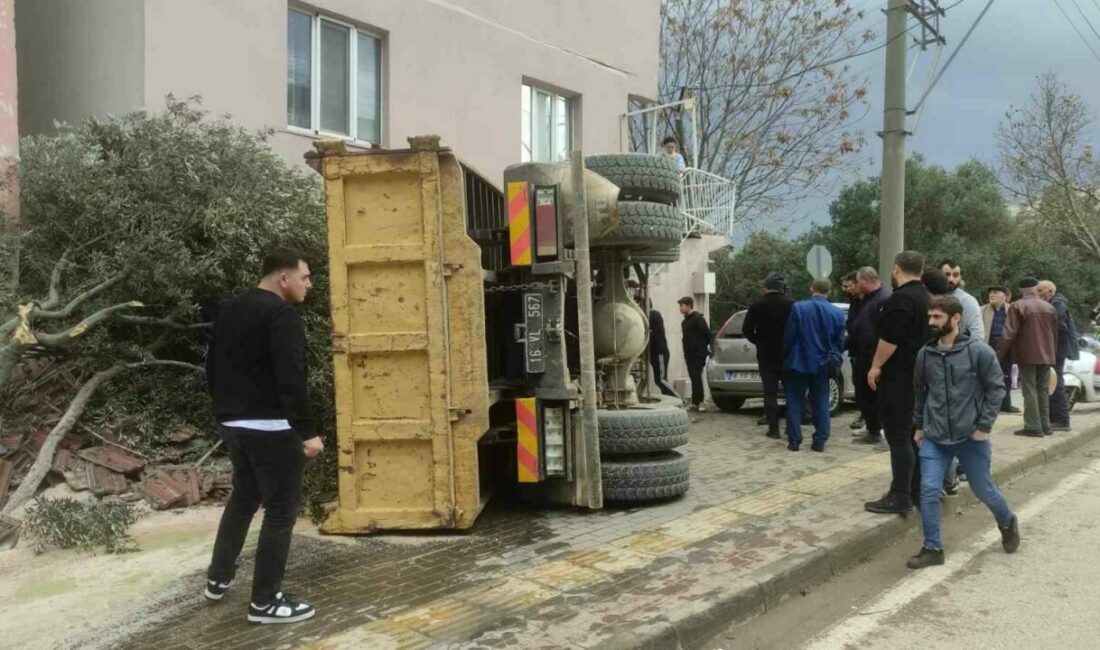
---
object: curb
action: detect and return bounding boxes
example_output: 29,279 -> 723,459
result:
638,422 -> 1100,650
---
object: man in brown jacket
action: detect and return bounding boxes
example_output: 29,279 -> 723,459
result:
996,277 -> 1058,437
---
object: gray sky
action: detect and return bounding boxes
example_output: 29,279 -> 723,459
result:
778,0 -> 1100,232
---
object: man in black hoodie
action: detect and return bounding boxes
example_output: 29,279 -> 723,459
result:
679,296 -> 712,411
204,248 -> 322,625
743,273 -> 794,437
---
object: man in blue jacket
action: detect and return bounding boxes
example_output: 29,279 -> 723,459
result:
782,278 -> 846,452
908,296 -> 1020,569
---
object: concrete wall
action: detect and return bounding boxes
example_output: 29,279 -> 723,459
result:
15,0 -> 144,136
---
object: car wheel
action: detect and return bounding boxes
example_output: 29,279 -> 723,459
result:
601,451 -> 690,503
712,394 -> 746,413
828,375 -> 842,416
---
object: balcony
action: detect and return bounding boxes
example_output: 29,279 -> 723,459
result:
679,167 -> 737,241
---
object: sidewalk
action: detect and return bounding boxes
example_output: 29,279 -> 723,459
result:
5,400 -> 1098,649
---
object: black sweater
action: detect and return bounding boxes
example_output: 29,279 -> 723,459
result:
742,292 -> 794,367
681,311 -> 712,360
207,288 -> 312,439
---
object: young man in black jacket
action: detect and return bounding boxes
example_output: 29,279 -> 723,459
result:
205,248 -> 323,624
679,296 -> 712,411
850,267 -> 891,445
743,273 -> 794,437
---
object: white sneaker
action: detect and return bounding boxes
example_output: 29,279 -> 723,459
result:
697,404 -> 708,413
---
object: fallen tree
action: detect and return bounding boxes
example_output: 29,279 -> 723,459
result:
0,97 -> 335,522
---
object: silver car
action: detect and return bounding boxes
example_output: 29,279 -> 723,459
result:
706,303 -> 856,414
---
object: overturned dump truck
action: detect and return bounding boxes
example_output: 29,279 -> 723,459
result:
309,136 -> 691,533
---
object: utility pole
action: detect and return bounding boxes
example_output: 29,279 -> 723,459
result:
877,0 -> 908,281
878,0 -> 945,280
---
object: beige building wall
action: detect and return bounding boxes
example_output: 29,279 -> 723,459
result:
19,0 -> 660,184
15,0 -> 144,136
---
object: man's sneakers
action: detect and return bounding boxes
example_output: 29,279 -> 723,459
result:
1000,515 -> 1021,553
787,442 -> 800,451
864,492 -> 913,515
811,442 -> 825,453
1051,422 -> 1071,432
907,546 -> 945,570
766,428 -> 782,439
849,416 -> 866,432
1001,406 -> 1021,414
248,592 -> 316,624
689,403 -> 707,413
204,577 -> 234,601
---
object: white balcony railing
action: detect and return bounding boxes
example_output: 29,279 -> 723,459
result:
679,167 -> 736,241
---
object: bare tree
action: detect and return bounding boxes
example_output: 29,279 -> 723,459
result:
998,72 -> 1100,261
657,0 -> 873,224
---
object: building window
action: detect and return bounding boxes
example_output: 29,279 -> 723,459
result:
287,9 -> 382,144
521,83 -> 573,163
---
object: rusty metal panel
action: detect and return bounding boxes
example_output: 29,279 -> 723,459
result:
320,143 -> 489,533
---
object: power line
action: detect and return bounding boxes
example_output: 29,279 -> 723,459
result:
1054,0 -> 1100,61
1069,0 -> 1100,43
910,0 -> 996,114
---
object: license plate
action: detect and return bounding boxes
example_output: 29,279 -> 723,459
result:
726,371 -> 758,382
524,293 -> 545,374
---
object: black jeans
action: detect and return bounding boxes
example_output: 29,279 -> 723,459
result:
878,373 -> 920,505
650,349 -> 678,397
990,337 -> 1014,411
852,355 -> 881,435
686,355 -> 707,406
760,363 -> 782,432
1050,355 -> 1070,425
208,426 -> 305,605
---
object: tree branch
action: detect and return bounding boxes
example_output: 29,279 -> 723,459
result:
115,315 -> 212,331
0,358 -> 204,517
33,273 -> 128,320
32,301 -> 144,348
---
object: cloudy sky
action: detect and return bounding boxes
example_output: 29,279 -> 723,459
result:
780,0 -> 1100,231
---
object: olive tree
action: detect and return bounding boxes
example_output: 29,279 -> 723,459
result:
0,97 -> 334,515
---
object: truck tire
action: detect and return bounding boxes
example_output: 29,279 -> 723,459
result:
593,201 -> 682,251
598,402 -> 691,455
602,451 -> 690,503
585,154 -> 681,205
633,246 -> 681,264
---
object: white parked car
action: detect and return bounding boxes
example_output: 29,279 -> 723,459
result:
1064,338 -> 1100,409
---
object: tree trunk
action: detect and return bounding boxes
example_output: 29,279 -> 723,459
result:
1,364 -> 126,517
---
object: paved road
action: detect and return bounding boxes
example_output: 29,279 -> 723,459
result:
708,424 -> 1100,650
807,456 -> 1100,649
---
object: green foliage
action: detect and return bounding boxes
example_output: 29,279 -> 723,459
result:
714,157 -> 1100,329
4,97 -> 339,513
23,496 -> 139,554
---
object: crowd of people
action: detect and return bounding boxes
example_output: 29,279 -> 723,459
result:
683,251 -> 1082,570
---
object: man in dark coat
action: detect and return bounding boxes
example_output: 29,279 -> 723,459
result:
679,296 -> 712,411
849,267 -> 891,445
743,273 -> 795,438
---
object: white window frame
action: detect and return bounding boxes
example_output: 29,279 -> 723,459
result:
521,82 -> 575,163
287,9 -> 384,146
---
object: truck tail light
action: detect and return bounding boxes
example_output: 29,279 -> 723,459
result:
1093,355 -> 1100,376
533,187 -> 559,260
543,405 -> 566,477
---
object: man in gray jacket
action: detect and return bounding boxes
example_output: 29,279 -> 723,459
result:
940,260 -> 986,342
907,296 -> 1020,569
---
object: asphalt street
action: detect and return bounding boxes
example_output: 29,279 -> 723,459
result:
709,429 -> 1100,650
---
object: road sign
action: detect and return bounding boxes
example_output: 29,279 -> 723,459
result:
806,245 -> 832,278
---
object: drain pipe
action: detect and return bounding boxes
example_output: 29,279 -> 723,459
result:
570,150 -> 603,510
